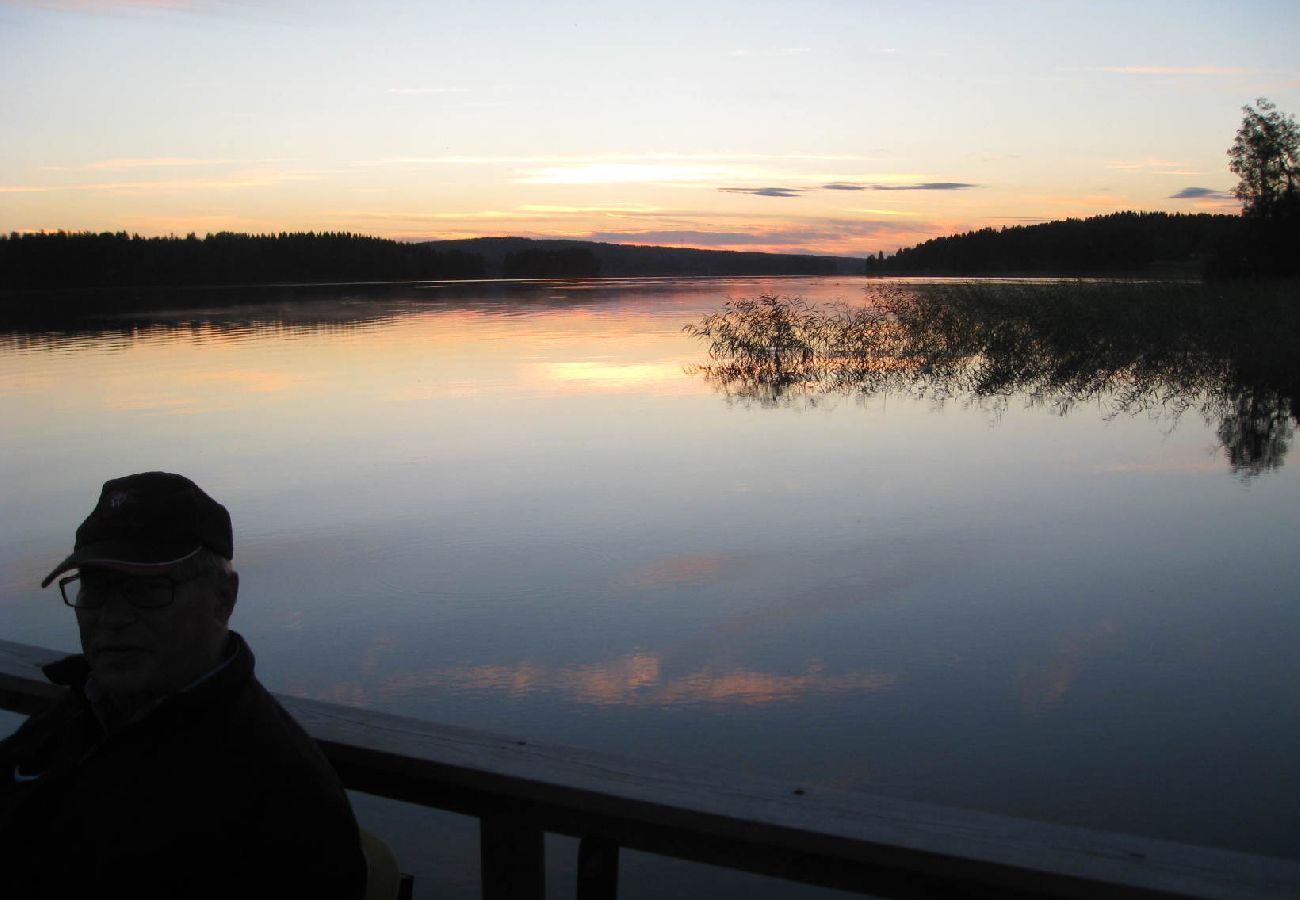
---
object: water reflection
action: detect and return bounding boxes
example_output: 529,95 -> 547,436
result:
1017,618 -> 1122,715
0,277 -> 728,349
686,282 -> 1300,476
5,276 -> 1300,873
328,654 -> 899,708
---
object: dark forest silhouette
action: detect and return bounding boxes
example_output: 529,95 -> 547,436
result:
503,246 -> 601,278
864,212 -> 1244,277
686,285 -> 1299,477
0,232 -> 864,299
0,230 -> 488,291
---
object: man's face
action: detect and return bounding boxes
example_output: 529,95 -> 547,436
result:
75,566 -> 236,702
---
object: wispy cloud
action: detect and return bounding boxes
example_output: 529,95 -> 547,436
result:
5,168 -> 323,194
518,163 -> 742,185
872,182 -> 978,191
4,0 -> 227,14
519,203 -> 666,215
1101,66 -> 1246,75
840,208 -> 916,217
718,186 -> 805,198
1061,65 -> 1247,76
718,182 -> 976,199
1104,157 -> 1200,174
822,181 -> 978,192
727,47 -> 812,58
1170,186 -> 1235,200
589,218 -> 932,250
42,156 -> 283,172
1033,192 -> 1130,210
591,230 -> 792,246
353,152 -> 874,168
383,87 -> 471,95
325,208 -> 554,222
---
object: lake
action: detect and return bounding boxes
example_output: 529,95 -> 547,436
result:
2,275 -> 1297,897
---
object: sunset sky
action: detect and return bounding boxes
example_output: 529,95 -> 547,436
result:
2,0 -> 1297,256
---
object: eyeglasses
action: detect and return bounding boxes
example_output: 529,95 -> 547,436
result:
57,570 -> 206,611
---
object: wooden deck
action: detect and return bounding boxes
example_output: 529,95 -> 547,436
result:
3,637 -> 1297,899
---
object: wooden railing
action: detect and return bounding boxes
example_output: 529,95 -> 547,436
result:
3,637 -> 1298,900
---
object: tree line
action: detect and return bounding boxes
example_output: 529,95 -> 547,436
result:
502,246 -> 601,278
0,231 -> 487,290
2,231 -> 864,290
864,212 -> 1242,276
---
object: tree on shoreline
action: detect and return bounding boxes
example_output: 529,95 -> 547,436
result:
1213,98 -> 1300,277
1228,98 -> 1300,220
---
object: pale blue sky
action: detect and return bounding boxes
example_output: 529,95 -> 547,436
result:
2,0 -> 1296,254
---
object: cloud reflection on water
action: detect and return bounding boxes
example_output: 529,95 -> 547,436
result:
372,654 -> 898,708
532,360 -> 688,393
1018,619 -> 1123,715
616,553 -> 733,589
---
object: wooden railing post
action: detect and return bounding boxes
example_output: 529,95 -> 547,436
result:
480,814 -> 544,900
576,836 -> 619,900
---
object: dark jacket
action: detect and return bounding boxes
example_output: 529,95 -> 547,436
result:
0,631 -> 366,899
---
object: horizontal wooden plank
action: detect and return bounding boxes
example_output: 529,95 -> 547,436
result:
0,639 -> 68,716
2,637 -> 1297,899
287,696 -> 1300,900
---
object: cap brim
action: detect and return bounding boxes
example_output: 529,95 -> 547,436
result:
41,543 -> 201,588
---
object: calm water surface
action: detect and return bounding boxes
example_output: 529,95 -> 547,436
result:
2,276 -> 1297,897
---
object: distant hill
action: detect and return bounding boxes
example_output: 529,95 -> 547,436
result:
865,212 -> 1244,277
423,237 -> 866,278
0,231 -> 867,294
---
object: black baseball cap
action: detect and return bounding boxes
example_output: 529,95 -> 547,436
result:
41,472 -> 233,588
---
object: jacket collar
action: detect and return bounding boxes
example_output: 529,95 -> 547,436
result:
42,631 -> 255,728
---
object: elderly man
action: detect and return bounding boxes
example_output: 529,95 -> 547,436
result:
0,472 -> 366,899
